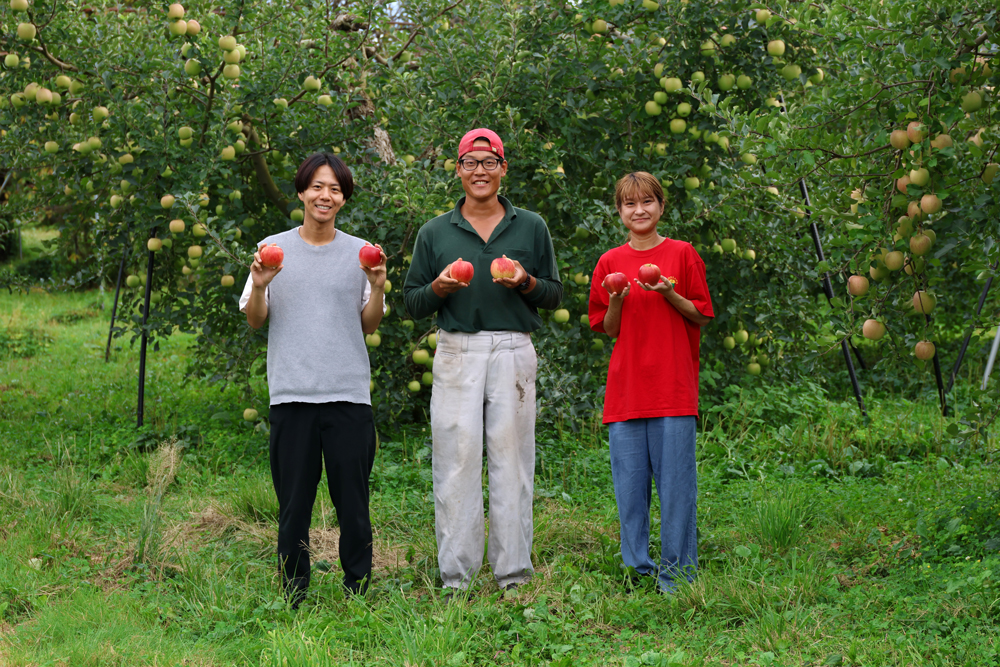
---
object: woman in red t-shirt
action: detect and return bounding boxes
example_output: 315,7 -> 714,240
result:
587,172 -> 714,593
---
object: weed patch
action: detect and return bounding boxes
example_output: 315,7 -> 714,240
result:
910,486 -> 1000,562
0,326 -> 52,359
1,289 -> 1000,665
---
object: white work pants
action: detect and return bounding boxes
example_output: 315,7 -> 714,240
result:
430,330 -> 537,589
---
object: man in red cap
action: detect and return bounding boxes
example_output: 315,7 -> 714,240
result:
404,129 -> 563,597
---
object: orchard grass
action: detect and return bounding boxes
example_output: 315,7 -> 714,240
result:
1,289 -> 999,666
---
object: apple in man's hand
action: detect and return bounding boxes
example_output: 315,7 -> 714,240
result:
450,258 -> 474,283
637,263 -> 661,285
259,244 -> 284,268
491,256 -> 517,280
604,272 -> 629,295
359,244 -> 382,268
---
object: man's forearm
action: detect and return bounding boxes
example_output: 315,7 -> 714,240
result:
521,276 -> 563,310
245,286 -> 268,329
403,282 -> 447,320
361,287 -> 385,334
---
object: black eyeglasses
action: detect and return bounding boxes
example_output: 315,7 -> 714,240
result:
458,157 -> 503,171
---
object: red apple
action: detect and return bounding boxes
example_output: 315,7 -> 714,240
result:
914,340 -> 936,360
909,232 -> 932,256
604,272 -> 629,295
259,243 -> 284,268
490,255 -> 517,280
920,193 -> 942,215
637,263 -> 661,285
359,244 -> 382,268
889,129 -> 911,150
848,275 -> 869,296
906,121 -> 927,144
862,319 -> 886,340
450,258 -> 474,283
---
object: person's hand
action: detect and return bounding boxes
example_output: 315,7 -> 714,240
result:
492,255 -> 529,289
359,243 -> 387,290
250,243 -> 282,290
431,260 -> 471,297
635,276 -> 674,297
603,275 -> 630,301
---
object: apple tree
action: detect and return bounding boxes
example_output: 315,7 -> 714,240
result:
6,0 -> 994,428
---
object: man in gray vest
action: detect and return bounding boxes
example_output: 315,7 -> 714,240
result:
240,153 -> 386,605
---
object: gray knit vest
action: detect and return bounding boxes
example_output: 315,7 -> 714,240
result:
258,227 -> 371,406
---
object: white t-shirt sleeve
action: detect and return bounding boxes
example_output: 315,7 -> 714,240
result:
238,274 -> 268,312
361,279 -> 389,314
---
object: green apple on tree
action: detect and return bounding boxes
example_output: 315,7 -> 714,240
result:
661,77 -> 682,92
17,22 -> 36,41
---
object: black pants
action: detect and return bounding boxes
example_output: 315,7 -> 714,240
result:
269,401 -> 376,597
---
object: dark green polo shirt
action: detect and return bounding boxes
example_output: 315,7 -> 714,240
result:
403,196 -> 563,333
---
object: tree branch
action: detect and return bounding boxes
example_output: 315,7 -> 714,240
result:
244,123 -> 289,211
30,42 -> 79,72
792,80 -> 933,130
389,0 -> 465,62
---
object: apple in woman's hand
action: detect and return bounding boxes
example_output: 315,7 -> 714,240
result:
637,263 -> 661,285
604,272 -> 629,295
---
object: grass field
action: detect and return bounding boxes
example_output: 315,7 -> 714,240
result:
1,289 -> 999,666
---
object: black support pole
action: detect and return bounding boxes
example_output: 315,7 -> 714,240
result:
137,231 -> 156,428
797,179 -> 868,418
761,99 -> 868,418
927,313 -> 948,416
946,270 -> 995,395
105,245 -> 128,363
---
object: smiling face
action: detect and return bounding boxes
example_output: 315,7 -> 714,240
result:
618,188 -> 664,238
297,164 -> 345,225
457,138 -> 507,202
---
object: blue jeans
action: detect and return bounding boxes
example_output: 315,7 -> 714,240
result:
608,416 -> 697,592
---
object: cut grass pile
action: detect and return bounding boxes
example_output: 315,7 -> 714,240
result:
0,289 -> 999,666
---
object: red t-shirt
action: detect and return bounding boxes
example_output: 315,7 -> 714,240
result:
588,238 -> 714,424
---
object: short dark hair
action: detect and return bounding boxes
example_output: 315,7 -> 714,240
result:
614,171 -> 664,210
294,153 -> 354,199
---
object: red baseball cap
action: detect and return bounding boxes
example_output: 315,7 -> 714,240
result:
458,128 -> 504,159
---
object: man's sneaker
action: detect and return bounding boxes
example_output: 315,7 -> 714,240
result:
502,583 -> 520,599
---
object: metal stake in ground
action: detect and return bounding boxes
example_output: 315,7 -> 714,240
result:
137,231 -> 156,428
775,94 -> 868,374
105,244 -> 128,363
925,312 -> 948,417
763,135 -> 868,418
981,326 -> 1000,391
800,179 -> 868,418
947,268 -> 995,394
